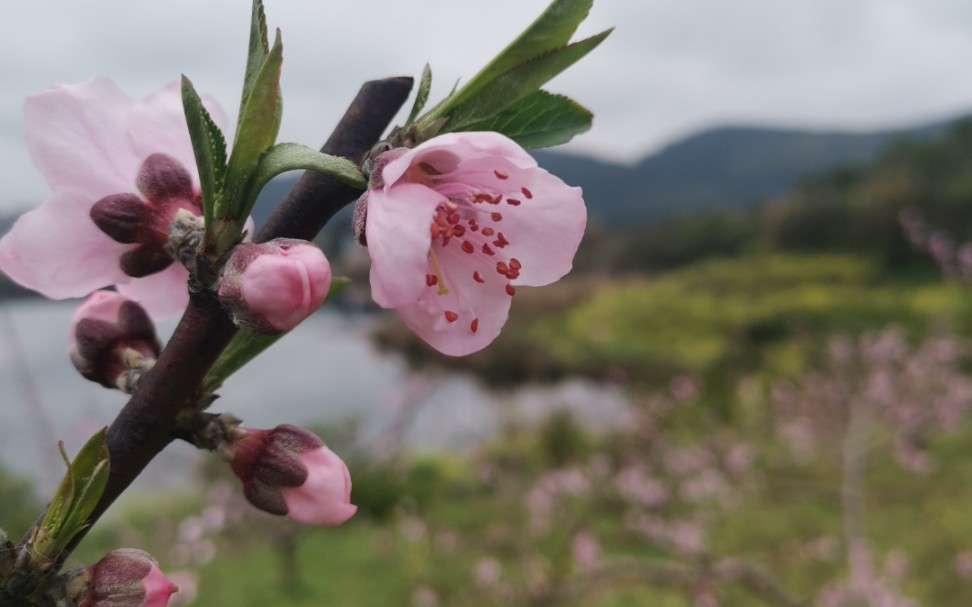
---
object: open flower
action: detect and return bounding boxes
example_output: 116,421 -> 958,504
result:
229,424 -> 357,526
0,77 -> 226,319
357,132 -> 586,356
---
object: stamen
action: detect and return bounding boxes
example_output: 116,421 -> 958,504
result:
426,274 -> 438,287
482,243 -> 495,256
506,284 -> 516,296
491,212 -> 503,222
481,227 -> 495,237
445,310 -> 459,323
496,261 -> 509,275
507,198 -> 521,206
509,258 -> 522,270
428,249 -> 450,296
473,271 -> 485,283
471,318 -> 480,333
494,169 -> 509,180
461,241 -> 475,254
521,187 -> 533,199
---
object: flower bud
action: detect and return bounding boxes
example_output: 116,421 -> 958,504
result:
218,239 -> 331,335
228,424 -> 357,526
76,548 -> 177,607
69,291 -> 161,392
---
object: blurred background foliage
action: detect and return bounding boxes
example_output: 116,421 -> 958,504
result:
10,110 -> 972,607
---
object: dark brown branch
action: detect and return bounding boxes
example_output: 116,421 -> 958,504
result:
18,77 -> 413,569
256,76 -> 414,243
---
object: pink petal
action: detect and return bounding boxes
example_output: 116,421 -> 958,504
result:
395,245 -> 512,356
281,447 -> 357,526
0,189 -> 131,298
128,82 -> 227,191
365,183 -> 444,308
116,264 -> 190,320
25,77 -> 141,200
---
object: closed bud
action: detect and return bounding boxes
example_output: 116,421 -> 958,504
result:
75,549 -> 177,607
69,291 -> 161,392
227,424 -> 357,526
218,239 -> 331,335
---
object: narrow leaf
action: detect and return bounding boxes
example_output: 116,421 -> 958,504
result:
221,29 -> 284,224
436,0 -> 594,116
445,30 -> 611,128
237,143 -> 366,220
203,277 -> 350,393
239,0 -> 271,129
182,76 -> 227,227
450,90 -> 592,148
404,64 -> 433,127
68,428 -> 109,495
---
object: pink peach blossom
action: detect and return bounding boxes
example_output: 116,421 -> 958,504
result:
68,290 -> 161,390
359,132 -> 585,356
0,77 -> 227,319
218,239 -> 331,335
79,548 -> 178,607
230,424 -> 357,526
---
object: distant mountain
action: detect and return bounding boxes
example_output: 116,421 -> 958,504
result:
534,119 -> 960,225
1,114 -> 966,250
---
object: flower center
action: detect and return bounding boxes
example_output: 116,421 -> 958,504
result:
89,153 -> 202,278
424,169 -> 534,333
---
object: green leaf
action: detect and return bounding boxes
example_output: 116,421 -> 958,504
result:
40,444 -> 74,537
68,428 -> 109,495
436,0 -> 594,116
444,29 -> 611,129
239,0 -> 271,130
204,277 -> 350,393
237,143 -> 366,221
36,429 -> 109,560
221,28 -> 284,226
404,64 -> 433,128
182,76 -> 228,227
455,90 -> 592,148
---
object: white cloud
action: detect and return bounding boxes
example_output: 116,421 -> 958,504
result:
1,1 -> 971,211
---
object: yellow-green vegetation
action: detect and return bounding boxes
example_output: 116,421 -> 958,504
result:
530,254 -> 972,384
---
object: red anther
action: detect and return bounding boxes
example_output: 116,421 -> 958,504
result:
426,274 -> 438,287
481,227 -> 495,237
461,241 -> 475,254
505,284 -> 516,296
471,318 -> 480,333
488,194 -> 503,205
506,198 -> 521,206
447,212 -> 460,225
491,212 -> 503,222
452,225 -> 466,237
482,243 -> 495,256
472,193 -> 493,204
469,220 -> 479,232
445,201 -> 459,211
521,187 -> 533,199
445,310 -> 459,322
496,261 -> 509,275
509,258 -> 522,270
473,271 -> 485,283
494,169 -> 509,180
506,269 -> 519,280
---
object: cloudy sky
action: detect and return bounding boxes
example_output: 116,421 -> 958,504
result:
2,0 -> 972,212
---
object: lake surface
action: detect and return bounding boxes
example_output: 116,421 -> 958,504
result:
0,299 -> 627,504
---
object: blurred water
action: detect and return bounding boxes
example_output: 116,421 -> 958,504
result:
0,299 -> 627,504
